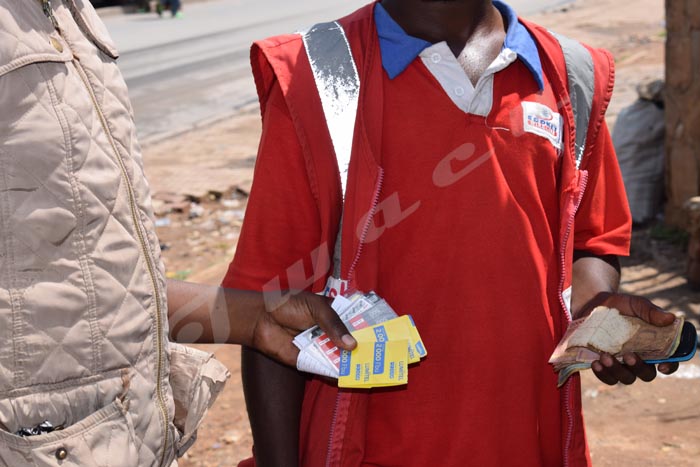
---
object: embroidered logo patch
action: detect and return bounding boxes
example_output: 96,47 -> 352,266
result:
522,101 -> 562,150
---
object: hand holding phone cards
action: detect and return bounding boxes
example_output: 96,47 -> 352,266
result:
294,291 -> 428,388
550,306 -> 696,386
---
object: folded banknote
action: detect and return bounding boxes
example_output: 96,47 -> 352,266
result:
550,306 -> 683,386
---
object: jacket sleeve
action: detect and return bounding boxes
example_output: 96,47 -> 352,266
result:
222,80 -> 323,292
573,120 -> 632,256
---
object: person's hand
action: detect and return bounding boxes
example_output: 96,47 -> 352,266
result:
251,291 -> 357,367
581,292 -> 679,385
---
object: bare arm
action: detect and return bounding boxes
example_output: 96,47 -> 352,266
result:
242,347 -> 306,467
167,279 -> 257,347
570,251 -> 620,319
167,279 -> 314,464
166,279 -> 355,366
218,81 -> 333,465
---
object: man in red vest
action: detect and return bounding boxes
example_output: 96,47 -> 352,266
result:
224,1 -> 679,465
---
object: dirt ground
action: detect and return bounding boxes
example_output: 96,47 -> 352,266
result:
141,0 -> 700,465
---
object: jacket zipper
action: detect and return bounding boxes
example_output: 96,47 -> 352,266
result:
559,170 -> 589,467
40,0 -> 59,29
325,168 -> 385,467
324,392 -> 343,467
348,168 -> 385,281
73,61 -> 170,466
40,1 -> 168,463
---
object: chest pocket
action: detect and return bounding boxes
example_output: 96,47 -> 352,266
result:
0,2 -> 73,78
0,0 -> 118,80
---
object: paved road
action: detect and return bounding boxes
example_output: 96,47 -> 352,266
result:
104,0 -> 572,143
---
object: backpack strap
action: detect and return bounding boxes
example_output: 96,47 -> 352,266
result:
550,32 -> 595,170
300,21 -> 360,284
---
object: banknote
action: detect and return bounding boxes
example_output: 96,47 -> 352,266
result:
550,306 -> 684,386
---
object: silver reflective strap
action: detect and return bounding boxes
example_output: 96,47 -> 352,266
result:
300,22 -> 360,280
300,22 -> 361,198
551,32 -> 595,170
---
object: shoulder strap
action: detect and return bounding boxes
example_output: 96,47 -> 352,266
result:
300,21 -> 360,197
300,21 -> 360,282
550,32 -> 595,170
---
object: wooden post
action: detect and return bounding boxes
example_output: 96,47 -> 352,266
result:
686,197 -> 700,289
665,0 -> 700,227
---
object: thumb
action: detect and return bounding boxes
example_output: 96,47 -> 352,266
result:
607,294 -> 676,327
306,295 -> 357,351
647,308 -> 677,327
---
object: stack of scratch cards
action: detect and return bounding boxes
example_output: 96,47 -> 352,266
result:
294,291 -> 427,388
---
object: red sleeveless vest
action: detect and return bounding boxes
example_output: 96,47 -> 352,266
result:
237,3 -> 621,466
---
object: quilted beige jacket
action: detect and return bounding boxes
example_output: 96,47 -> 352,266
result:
0,1 -> 228,465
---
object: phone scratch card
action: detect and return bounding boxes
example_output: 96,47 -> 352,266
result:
338,339 -> 409,388
352,316 -> 420,364
313,298 -> 398,370
407,315 -> 428,358
294,291 -> 428,386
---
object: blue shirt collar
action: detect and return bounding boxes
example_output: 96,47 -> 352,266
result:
375,1 -> 544,90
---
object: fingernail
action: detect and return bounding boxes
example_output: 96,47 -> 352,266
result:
342,334 -> 356,348
601,354 -> 613,367
592,362 -> 602,372
623,354 -> 636,366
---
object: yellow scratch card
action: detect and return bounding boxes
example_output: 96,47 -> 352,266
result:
351,316 -> 427,364
338,340 -> 409,388
406,315 -> 428,359
351,316 -> 418,363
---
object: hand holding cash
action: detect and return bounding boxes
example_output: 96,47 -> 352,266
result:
550,293 -> 683,386
293,291 -> 428,388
